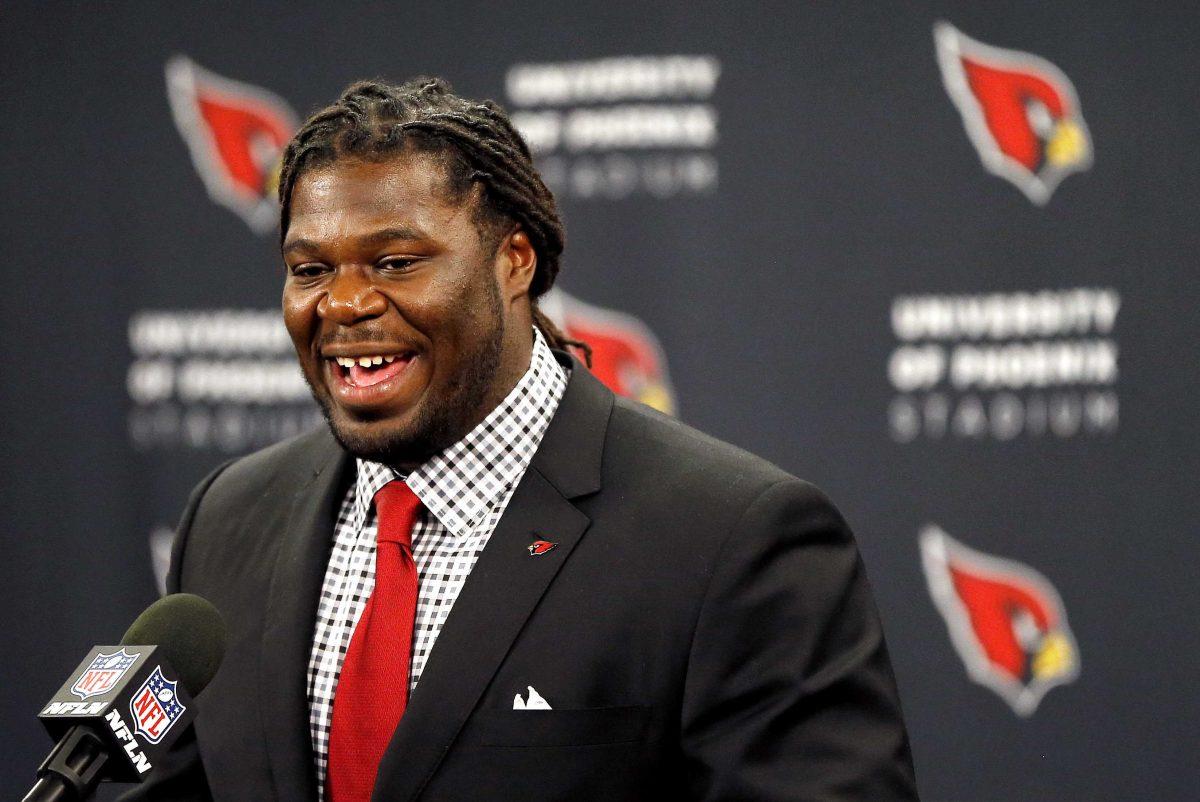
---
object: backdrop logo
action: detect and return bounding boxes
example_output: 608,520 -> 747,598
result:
887,287 -> 1120,443
506,55 -> 721,200
934,21 -> 1092,204
166,55 -> 298,232
920,525 -> 1079,716
541,288 -> 676,414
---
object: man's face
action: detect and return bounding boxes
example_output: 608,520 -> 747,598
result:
282,152 -> 534,468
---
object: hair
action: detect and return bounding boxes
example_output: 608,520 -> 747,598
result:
277,77 -> 590,364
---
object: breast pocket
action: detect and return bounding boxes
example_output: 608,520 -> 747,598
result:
467,705 -> 651,747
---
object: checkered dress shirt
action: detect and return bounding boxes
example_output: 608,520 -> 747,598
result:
306,329 -> 568,795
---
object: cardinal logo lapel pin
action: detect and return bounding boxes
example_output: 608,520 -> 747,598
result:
528,539 -> 558,556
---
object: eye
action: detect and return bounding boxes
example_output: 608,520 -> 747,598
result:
377,257 -> 418,274
287,262 -> 331,280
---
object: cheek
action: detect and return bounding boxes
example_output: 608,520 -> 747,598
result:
443,279 -> 498,346
396,271 -> 480,338
282,286 -> 320,348
395,284 -> 487,388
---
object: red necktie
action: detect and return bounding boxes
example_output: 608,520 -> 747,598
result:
327,480 -> 422,802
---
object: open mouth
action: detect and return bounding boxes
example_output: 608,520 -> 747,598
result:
329,352 -> 415,388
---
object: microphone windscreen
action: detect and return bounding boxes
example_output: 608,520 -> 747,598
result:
121,593 -> 227,697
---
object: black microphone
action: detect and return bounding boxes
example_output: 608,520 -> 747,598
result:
22,593 -> 227,802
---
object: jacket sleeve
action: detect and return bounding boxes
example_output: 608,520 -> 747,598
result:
116,460 -> 232,802
680,478 -> 918,801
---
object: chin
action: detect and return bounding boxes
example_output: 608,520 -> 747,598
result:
324,409 -> 434,467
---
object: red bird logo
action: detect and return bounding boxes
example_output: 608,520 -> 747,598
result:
934,21 -> 1092,205
528,539 -> 558,556
165,55 -> 298,232
920,525 -> 1079,716
540,287 -> 676,415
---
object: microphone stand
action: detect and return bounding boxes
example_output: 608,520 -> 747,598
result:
23,725 -> 110,802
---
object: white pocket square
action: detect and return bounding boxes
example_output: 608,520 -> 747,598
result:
513,685 -> 552,710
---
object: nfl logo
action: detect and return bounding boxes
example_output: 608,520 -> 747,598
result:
129,667 -> 187,744
70,648 -> 139,700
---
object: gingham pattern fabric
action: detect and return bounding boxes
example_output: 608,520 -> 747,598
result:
306,329 -> 568,795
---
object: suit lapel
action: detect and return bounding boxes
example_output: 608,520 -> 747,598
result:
371,356 -> 614,802
259,432 -> 351,802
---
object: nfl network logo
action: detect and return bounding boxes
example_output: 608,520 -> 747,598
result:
71,649 -> 139,700
129,667 -> 186,744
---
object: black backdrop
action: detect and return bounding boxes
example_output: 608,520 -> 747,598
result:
3,3 -> 1198,800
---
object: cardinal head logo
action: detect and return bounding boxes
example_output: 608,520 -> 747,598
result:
165,55 -> 298,232
539,287 -> 677,415
920,525 -> 1079,716
934,21 -> 1092,205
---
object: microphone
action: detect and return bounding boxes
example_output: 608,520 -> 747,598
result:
22,593 -> 227,802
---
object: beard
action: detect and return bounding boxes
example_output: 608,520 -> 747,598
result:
308,275 -> 507,469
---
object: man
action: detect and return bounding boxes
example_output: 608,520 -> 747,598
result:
126,78 -> 917,801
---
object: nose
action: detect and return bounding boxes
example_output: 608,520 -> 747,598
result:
317,266 -> 388,325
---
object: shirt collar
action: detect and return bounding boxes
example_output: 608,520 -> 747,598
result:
351,328 -> 568,540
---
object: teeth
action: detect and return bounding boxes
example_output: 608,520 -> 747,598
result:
331,354 -> 404,368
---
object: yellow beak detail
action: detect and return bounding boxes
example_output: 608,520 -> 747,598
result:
637,381 -> 676,415
264,157 -> 283,198
1032,631 -> 1074,679
1046,121 -> 1088,167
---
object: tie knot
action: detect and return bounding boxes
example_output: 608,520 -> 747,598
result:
373,480 -> 422,549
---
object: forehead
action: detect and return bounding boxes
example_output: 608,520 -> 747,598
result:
286,153 -> 471,242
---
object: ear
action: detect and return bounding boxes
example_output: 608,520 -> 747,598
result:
495,226 -> 537,303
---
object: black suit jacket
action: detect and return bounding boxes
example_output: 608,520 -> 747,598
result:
122,353 -> 917,801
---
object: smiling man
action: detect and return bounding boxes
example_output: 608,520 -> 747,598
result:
281,154 -> 538,469
125,79 -> 917,802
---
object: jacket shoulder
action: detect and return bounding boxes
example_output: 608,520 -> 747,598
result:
198,426 -> 340,510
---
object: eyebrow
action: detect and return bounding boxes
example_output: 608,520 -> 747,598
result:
282,225 -> 430,255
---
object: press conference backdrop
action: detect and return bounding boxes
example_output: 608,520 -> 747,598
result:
3,2 -> 1197,799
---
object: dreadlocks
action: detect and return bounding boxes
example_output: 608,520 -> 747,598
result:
277,77 -> 591,364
